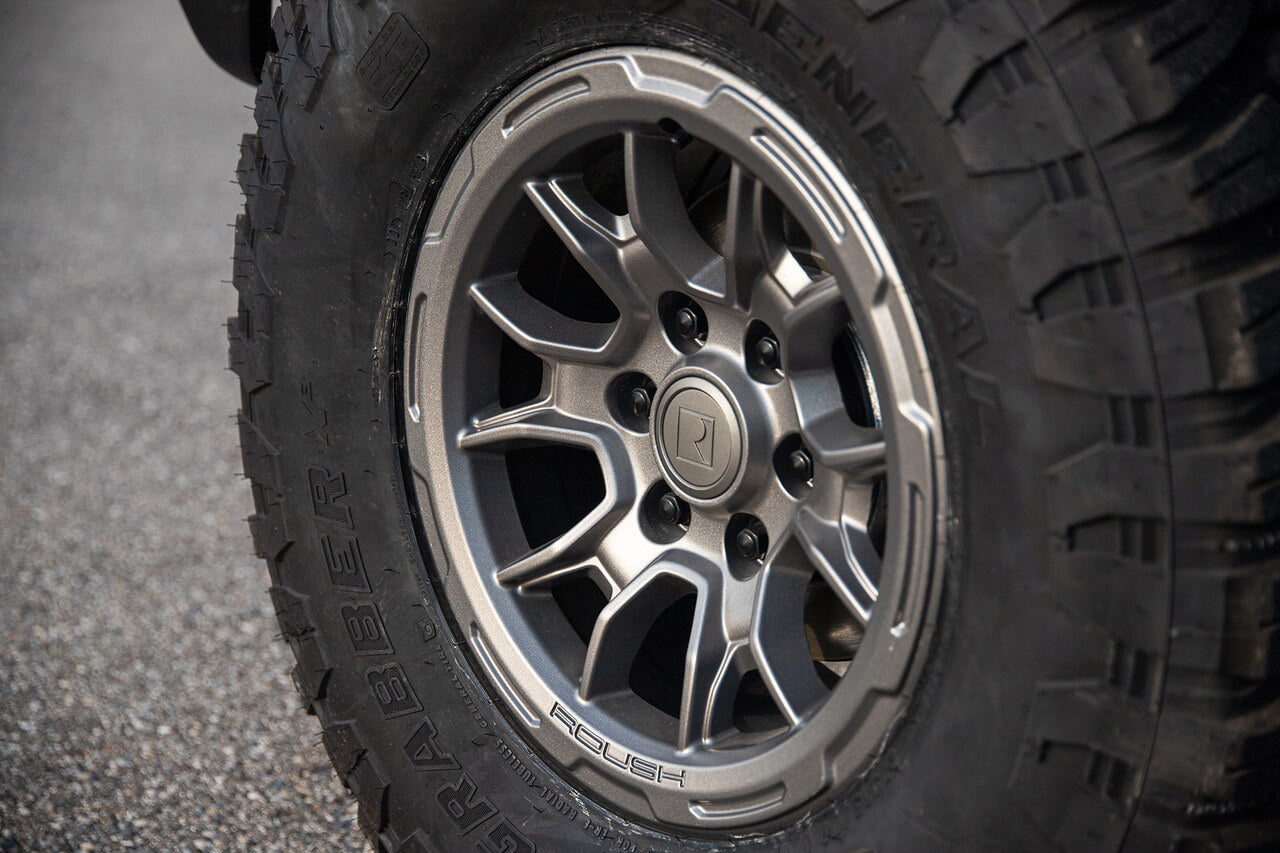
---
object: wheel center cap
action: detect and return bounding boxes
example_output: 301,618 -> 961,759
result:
654,376 -> 744,501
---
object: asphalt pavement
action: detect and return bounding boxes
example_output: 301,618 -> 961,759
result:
0,2 -> 364,849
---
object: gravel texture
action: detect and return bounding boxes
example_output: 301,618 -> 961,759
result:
0,2 -> 363,849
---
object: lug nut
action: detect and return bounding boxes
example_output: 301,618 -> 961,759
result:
755,335 -> 780,369
735,527 -> 763,561
629,386 -> 651,417
675,306 -> 701,341
657,493 -> 682,525
789,448 -> 813,482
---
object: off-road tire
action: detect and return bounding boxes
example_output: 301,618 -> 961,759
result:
230,0 -> 1280,849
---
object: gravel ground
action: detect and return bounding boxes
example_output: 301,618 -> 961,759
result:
0,2 -> 363,850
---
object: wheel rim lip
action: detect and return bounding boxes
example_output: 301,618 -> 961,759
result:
401,47 -> 947,829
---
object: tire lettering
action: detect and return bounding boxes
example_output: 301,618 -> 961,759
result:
813,54 -> 877,126
902,196 -> 958,268
476,818 -> 536,853
404,716 -> 460,771
862,120 -> 924,193
710,0 -> 758,20
435,773 -> 497,835
299,377 -> 330,445
308,467 -> 353,527
342,603 -> 392,655
367,663 -> 422,718
760,3 -> 822,63
321,534 -> 370,591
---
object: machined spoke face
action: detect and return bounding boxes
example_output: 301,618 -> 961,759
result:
405,47 -> 944,829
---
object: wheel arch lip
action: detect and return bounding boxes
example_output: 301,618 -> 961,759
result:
179,0 -> 272,85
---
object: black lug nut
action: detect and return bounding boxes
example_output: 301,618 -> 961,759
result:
735,527 -> 762,561
789,448 -> 813,482
629,386 -> 651,417
755,335 -> 780,369
675,306 -> 701,341
657,493 -> 682,525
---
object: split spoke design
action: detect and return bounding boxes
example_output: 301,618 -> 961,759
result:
677,579 -> 739,750
579,567 -> 682,700
459,401 -> 634,588
523,176 -> 652,321
793,507 -> 880,625
577,554 -> 755,751
579,557 -> 713,699
782,277 -> 887,480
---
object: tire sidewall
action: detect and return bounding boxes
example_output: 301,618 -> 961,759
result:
258,1 -> 1169,849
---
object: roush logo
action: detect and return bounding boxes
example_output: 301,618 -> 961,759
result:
675,406 -> 715,467
550,702 -> 686,787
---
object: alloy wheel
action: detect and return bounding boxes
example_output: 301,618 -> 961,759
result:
403,47 -> 946,829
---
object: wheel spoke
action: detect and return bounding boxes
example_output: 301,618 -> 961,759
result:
469,274 -> 625,365
589,518 -> 652,596
752,558 -> 828,725
722,163 -> 766,310
495,502 -> 625,589
677,577 -> 738,750
780,275 -> 846,371
793,507 -> 878,625
623,131 -> 726,302
524,177 -> 649,325
780,277 -> 887,479
460,401 -> 635,588
804,412 -> 886,480
579,564 -> 693,700
458,399 -> 602,452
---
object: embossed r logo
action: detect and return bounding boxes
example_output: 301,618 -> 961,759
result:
675,407 -> 715,468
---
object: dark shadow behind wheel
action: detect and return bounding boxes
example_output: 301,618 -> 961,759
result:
230,1 -> 1280,850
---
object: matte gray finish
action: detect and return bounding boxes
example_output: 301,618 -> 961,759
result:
403,48 -> 947,828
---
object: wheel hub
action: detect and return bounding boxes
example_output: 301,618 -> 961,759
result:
654,375 -> 743,501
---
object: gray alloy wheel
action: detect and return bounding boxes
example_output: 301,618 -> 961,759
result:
403,47 -> 946,829
235,0 -> 1280,846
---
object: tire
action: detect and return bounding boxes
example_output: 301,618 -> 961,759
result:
230,1 -> 1280,850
